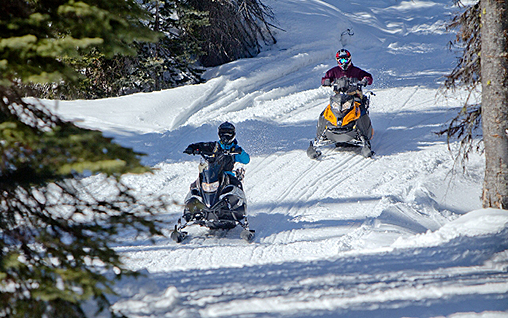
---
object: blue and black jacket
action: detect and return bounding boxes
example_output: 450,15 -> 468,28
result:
185,140 -> 250,177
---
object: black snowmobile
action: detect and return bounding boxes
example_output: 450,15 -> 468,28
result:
307,77 -> 375,159
170,145 -> 255,243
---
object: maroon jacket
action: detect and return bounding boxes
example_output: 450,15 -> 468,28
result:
321,63 -> 373,86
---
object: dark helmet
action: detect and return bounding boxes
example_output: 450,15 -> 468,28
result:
218,121 -> 236,145
336,49 -> 352,70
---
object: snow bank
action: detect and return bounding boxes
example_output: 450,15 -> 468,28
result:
392,209 -> 508,249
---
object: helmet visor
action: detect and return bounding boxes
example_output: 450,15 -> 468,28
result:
219,129 -> 235,144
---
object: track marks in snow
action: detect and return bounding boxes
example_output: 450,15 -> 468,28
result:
244,148 -> 378,247
372,86 -> 421,154
116,230 -> 508,318
247,149 -> 373,214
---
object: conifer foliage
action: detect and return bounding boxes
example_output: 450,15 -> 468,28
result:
57,0 -> 210,99
24,0 -> 277,99
440,1 -> 482,164
108,0 -> 277,90
1,1 -> 168,317
136,0 -> 209,90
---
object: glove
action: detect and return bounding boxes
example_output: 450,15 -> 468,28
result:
229,146 -> 242,155
360,77 -> 369,87
322,78 -> 331,86
234,167 -> 245,182
183,144 -> 199,155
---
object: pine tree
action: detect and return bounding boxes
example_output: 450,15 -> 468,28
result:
440,1 -> 482,163
132,0 -> 209,91
0,1 -> 169,317
480,0 -> 508,209
21,0 -> 277,99
26,0 -> 209,99
441,0 -> 508,209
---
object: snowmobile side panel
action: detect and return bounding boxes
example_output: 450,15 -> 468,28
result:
342,102 -> 361,126
323,104 -> 337,126
184,196 -> 206,212
219,185 -> 247,208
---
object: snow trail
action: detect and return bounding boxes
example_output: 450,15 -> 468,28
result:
50,0 -> 507,317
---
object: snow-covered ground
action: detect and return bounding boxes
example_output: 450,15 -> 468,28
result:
49,0 -> 508,317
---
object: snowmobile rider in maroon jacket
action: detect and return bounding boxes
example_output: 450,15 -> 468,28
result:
316,49 -> 374,146
321,49 -> 373,87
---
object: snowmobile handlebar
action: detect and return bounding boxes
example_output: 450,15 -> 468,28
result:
331,77 -> 366,93
184,143 -> 241,158
198,149 -> 240,163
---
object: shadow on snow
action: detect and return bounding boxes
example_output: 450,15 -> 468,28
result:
105,107 -> 460,166
114,228 -> 508,318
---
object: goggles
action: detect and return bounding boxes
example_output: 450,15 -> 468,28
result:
337,58 -> 349,64
220,131 -> 234,138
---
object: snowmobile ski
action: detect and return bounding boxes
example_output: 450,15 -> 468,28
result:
240,229 -> 255,242
307,141 -> 322,159
170,224 -> 188,243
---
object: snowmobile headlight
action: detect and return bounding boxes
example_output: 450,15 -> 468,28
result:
341,99 -> 353,111
202,181 -> 219,192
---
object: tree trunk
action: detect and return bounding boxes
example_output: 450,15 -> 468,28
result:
480,0 -> 508,209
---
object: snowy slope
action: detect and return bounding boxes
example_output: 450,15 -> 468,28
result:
49,0 -> 508,317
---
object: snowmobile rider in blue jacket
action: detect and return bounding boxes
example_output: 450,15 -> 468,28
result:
184,122 -> 250,188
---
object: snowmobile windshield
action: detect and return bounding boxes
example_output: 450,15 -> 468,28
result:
202,162 -> 221,183
333,77 -> 360,93
200,153 -> 227,207
202,161 -> 221,194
